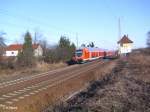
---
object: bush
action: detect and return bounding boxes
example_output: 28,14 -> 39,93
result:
0,57 -> 16,69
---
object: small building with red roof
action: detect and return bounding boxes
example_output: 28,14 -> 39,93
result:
118,35 -> 133,54
5,44 -> 43,57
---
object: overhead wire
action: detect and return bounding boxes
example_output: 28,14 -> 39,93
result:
0,8 -> 78,44
0,9 -> 76,35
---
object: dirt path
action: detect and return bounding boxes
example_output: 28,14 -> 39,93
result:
50,54 -> 150,112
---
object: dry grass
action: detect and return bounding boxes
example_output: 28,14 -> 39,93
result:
10,61 -> 116,112
36,62 -> 67,72
38,61 -> 117,112
0,62 -> 67,82
52,52 -> 150,112
129,53 -> 150,66
128,53 -> 150,83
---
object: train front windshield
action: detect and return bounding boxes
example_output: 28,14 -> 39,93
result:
75,50 -> 83,57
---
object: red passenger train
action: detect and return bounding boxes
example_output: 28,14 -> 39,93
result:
72,47 -> 115,63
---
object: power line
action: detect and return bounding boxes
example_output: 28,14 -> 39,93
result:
0,17 -> 30,29
0,9 -> 80,45
0,9 -> 76,35
0,9 -> 79,40
0,18 -> 57,44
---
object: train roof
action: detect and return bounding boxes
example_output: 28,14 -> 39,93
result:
77,47 -> 106,52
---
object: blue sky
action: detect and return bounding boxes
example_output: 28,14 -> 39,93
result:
0,0 -> 150,49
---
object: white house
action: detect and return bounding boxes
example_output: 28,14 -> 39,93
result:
5,44 -> 43,57
118,35 -> 133,55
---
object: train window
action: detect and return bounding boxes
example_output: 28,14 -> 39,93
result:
75,50 -> 83,57
76,50 -> 82,52
76,52 -> 82,57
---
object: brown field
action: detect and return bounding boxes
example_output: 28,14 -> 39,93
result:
15,61 -> 116,112
0,60 -> 117,112
47,51 -> 150,112
0,62 -> 67,82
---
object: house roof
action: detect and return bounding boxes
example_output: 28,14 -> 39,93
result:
6,44 -> 39,51
118,35 -> 133,44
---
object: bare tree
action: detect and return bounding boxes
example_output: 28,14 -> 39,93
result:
33,28 -> 44,44
81,44 -> 86,47
39,40 -> 48,56
0,32 -> 6,56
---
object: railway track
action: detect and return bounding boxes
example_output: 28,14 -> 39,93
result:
0,60 -> 104,111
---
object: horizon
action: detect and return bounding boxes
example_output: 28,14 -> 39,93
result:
0,0 -> 150,50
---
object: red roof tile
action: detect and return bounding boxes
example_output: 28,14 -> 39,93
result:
6,44 -> 39,51
32,44 -> 39,49
118,35 -> 133,44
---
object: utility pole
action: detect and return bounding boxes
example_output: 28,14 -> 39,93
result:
76,33 -> 78,49
118,18 -> 121,41
117,17 -> 122,55
34,32 -> 37,44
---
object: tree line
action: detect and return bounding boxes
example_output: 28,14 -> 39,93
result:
0,31 -> 76,68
